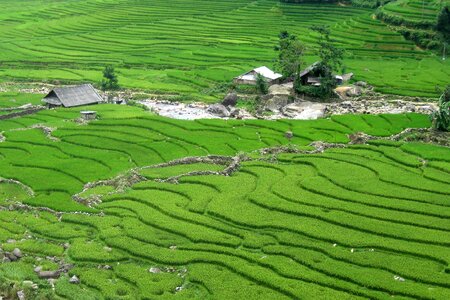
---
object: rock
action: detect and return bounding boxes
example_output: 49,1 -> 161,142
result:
12,248 -> 22,258
17,290 -> 25,300
69,275 -> 80,284
38,270 -> 60,279
6,253 -> 18,261
229,107 -> 240,118
206,104 -> 230,118
34,266 -> 43,273
262,95 -> 290,112
346,87 -> 362,97
355,81 -> 367,87
149,267 -> 161,273
60,263 -> 73,272
23,280 -> 38,290
284,131 -> 293,140
281,102 -> 326,120
268,83 -> 294,96
394,275 -> 405,282
222,93 -> 238,107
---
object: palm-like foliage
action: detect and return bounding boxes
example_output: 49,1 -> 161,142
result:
430,86 -> 450,131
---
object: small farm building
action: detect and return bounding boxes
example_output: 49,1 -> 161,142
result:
42,84 -> 102,108
299,62 -> 345,86
234,66 -> 282,85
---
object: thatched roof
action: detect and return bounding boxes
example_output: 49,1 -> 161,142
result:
42,84 -> 102,107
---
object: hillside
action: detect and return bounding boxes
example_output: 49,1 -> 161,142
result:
0,0 -> 448,98
0,104 -> 449,298
377,0 -> 450,49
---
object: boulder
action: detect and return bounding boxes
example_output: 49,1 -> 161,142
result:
281,102 -> 326,120
38,270 -> 60,279
355,81 -> 367,87
262,95 -> 290,112
284,131 -> 293,140
268,83 -> 294,96
17,290 -> 26,300
222,93 -> 238,107
12,248 -> 22,258
229,108 -> 240,118
6,252 -> 18,261
346,87 -> 362,97
69,275 -> 80,284
207,104 -> 230,118
149,267 -> 161,274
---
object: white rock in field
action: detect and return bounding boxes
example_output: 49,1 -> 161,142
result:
12,248 -> 22,258
394,275 -> 405,282
350,248 -> 354,253
34,266 -> 42,273
332,243 -> 337,247
69,275 -> 80,284
149,267 -> 161,273
17,290 -> 25,300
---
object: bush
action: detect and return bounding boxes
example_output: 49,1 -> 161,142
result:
255,74 -> 269,95
430,85 -> 450,131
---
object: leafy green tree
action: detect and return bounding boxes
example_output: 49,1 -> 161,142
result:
310,25 -> 344,98
437,6 -> 450,59
430,85 -> 450,131
437,6 -> 450,42
274,31 -> 305,80
256,73 -> 268,95
101,65 -> 120,90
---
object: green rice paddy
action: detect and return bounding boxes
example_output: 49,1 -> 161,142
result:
0,102 -> 449,299
0,0 -> 448,99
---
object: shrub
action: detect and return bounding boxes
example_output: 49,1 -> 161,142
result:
430,85 -> 450,131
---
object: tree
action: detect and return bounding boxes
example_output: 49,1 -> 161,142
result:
437,6 -> 450,42
437,6 -> 450,60
309,25 -> 344,98
430,85 -> 450,131
101,65 -> 119,90
256,73 -> 268,95
274,31 -> 305,80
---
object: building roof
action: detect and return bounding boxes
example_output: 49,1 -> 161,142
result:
236,66 -> 282,82
299,62 -> 320,78
42,84 -> 102,108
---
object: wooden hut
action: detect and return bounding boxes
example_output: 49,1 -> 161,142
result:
299,62 -> 344,86
42,84 -> 102,108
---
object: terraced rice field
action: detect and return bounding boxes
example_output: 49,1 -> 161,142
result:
380,0 -> 448,24
0,0 -> 448,98
0,103 -> 449,299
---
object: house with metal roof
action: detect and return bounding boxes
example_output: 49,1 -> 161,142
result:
234,66 -> 282,85
42,84 -> 103,108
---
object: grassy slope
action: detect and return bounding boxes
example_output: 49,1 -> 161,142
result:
0,0 -> 448,99
0,104 -> 449,299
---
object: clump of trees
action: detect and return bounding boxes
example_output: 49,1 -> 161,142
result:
430,85 -> 450,131
275,26 -> 343,99
275,30 -> 305,84
101,65 -> 120,90
437,6 -> 449,59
